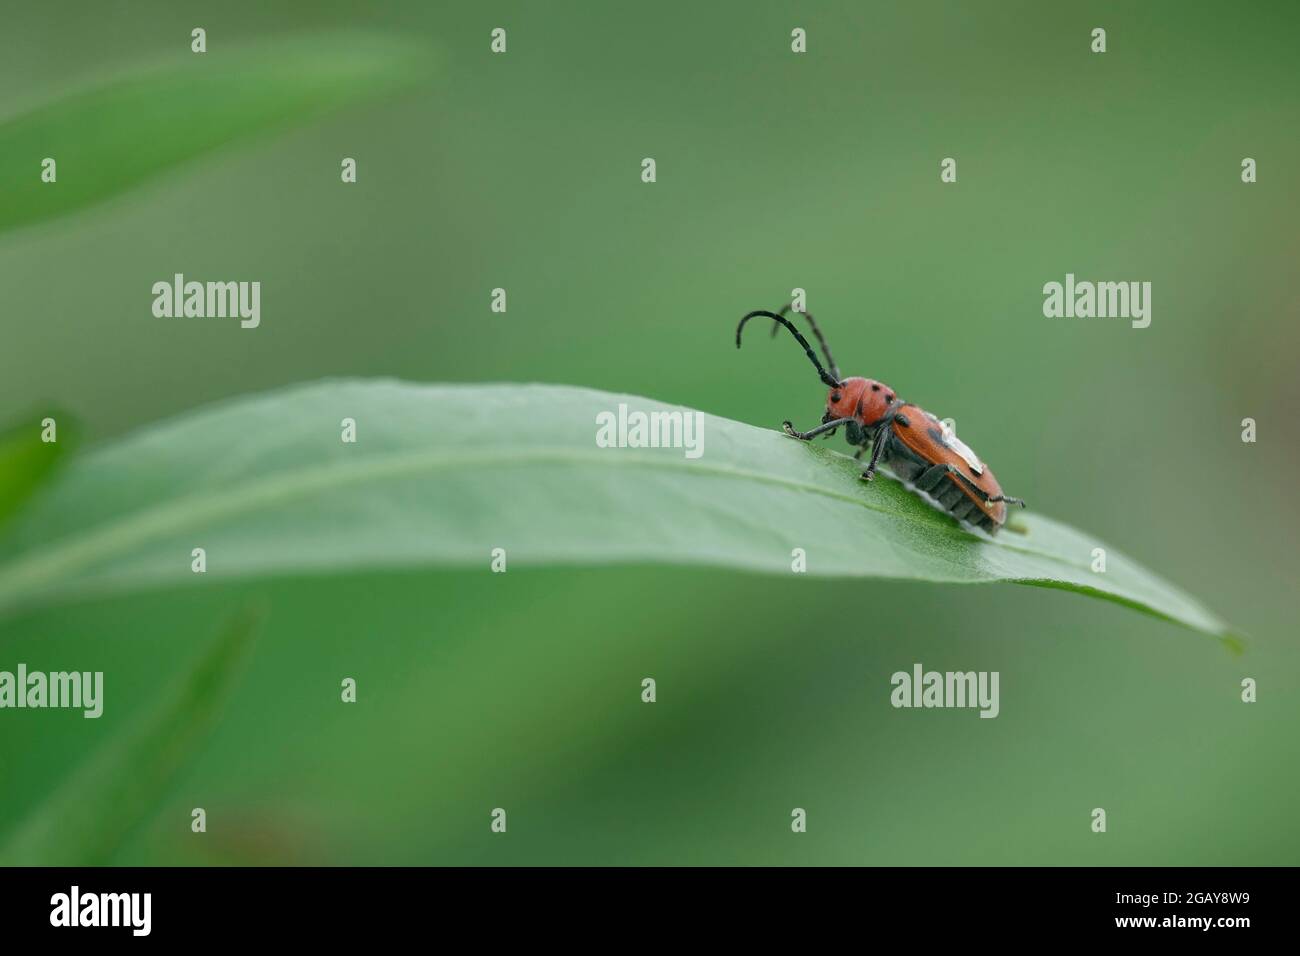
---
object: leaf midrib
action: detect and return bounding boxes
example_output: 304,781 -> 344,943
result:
0,444 -> 1081,613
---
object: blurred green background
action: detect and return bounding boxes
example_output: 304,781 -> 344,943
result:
1,0 -> 1297,864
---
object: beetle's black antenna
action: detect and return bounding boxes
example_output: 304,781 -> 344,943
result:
737,310 -> 842,388
769,303 -> 841,381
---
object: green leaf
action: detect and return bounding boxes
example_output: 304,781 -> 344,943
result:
0,33 -> 431,236
0,411 -> 73,531
0,381 -> 1238,645
0,608 -> 260,865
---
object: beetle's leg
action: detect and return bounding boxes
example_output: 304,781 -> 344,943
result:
914,463 -> 953,494
859,428 -> 890,481
943,465 -> 1028,509
783,417 -> 855,441
956,472 -> 1026,507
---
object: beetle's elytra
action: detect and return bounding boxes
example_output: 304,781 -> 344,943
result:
736,304 -> 1026,534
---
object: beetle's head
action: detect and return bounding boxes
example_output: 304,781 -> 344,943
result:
824,377 -> 896,427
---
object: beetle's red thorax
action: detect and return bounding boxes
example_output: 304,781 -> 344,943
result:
826,376 -> 897,427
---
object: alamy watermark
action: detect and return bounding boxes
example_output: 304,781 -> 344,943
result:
0,664 -> 103,718
50,886 -> 150,936
1042,273 -> 1150,328
891,662 -> 999,718
595,403 -> 704,459
152,273 -> 260,329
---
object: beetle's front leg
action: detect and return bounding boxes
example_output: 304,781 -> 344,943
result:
860,427 -> 890,481
783,417 -> 855,441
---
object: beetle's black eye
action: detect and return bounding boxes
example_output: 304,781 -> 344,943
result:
886,394 -> 895,403
831,392 -> 842,403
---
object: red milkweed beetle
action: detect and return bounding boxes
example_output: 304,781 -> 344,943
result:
736,304 -> 1026,534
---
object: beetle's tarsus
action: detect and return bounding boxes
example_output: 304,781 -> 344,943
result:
860,468 -> 876,482
988,494 -> 1027,508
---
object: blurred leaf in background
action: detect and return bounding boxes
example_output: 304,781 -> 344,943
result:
0,32 -> 432,236
0,411 -> 74,531
0,608 -> 261,865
